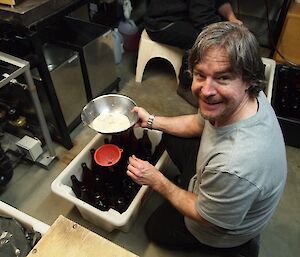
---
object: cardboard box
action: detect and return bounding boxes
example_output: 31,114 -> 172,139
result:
51,128 -> 168,232
273,2 -> 300,65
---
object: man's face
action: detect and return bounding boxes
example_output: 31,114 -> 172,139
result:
191,46 -> 251,127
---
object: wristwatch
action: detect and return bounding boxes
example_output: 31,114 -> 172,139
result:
147,114 -> 155,129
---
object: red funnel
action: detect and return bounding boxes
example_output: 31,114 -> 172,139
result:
94,144 -> 123,167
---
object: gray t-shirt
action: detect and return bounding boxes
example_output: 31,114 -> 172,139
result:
185,92 -> 287,248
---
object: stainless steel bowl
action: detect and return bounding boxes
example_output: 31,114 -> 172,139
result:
81,94 -> 138,134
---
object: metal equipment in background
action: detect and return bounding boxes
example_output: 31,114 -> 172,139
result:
31,43 -> 88,129
0,51 -> 56,168
42,16 -> 119,102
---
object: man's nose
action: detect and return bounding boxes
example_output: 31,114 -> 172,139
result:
196,78 -> 216,96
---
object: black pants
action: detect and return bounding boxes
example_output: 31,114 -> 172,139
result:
146,21 -> 203,89
146,21 -> 200,49
145,134 -> 260,257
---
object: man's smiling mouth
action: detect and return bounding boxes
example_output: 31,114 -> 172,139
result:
201,99 -> 223,105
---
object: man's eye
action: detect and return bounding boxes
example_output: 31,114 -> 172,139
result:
216,76 -> 231,84
218,76 -> 229,81
193,72 -> 204,79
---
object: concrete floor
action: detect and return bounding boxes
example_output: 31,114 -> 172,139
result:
1,51 -> 299,257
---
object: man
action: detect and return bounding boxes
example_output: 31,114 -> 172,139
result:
127,22 -> 287,256
145,0 -> 243,107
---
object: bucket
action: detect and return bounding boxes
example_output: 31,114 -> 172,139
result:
112,28 -> 123,64
118,20 -> 141,52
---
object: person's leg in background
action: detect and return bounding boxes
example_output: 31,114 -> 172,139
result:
177,51 -> 198,107
146,21 -> 200,107
146,21 -> 198,49
160,133 -> 200,189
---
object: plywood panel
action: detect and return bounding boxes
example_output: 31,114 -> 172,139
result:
26,216 -> 139,257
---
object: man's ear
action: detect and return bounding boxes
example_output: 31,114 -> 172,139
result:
244,82 -> 252,92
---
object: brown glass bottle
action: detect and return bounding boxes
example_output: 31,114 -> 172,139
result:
127,128 -> 139,156
93,192 -> 109,211
90,148 -> 99,172
110,133 -> 121,146
105,181 -> 116,209
115,196 -> 127,213
93,173 -> 105,194
151,140 -> 165,165
109,132 -> 127,173
80,184 -> 92,204
71,175 -> 82,198
81,162 -> 95,192
137,129 -> 152,161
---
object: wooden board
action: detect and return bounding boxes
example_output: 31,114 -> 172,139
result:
26,216 -> 139,257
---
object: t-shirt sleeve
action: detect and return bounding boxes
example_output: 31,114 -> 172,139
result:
195,170 -> 260,229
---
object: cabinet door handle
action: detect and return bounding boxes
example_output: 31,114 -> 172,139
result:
67,54 -> 78,64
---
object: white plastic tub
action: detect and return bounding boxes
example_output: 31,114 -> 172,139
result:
51,128 -> 168,232
0,201 -> 50,235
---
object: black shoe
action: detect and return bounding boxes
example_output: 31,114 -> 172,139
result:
177,86 -> 198,107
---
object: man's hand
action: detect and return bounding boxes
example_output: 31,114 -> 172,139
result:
127,155 -> 162,189
127,155 -> 212,226
228,16 -> 243,26
218,3 -> 243,26
131,106 -> 152,128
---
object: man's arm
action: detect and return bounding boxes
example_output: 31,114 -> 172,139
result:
152,114 -> 204,138
217,2 -> 243,25
154,171 -> 214,226
127,155 -> 214,227
132,106 -> 204,138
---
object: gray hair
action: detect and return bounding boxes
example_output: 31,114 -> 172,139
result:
188,22 -> 266,98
